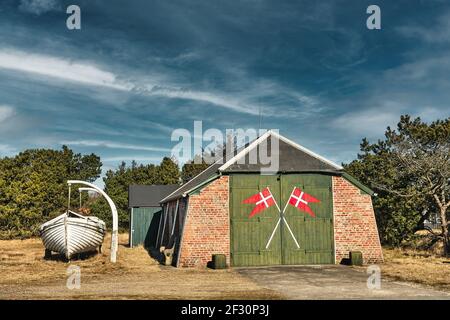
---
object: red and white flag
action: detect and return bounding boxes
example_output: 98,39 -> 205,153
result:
288,187 -> 320,217
242,187 -> 276,218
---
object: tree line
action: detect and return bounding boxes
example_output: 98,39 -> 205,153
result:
346,115 -> 450,255
0,146 -> 102,239
0,148 -> 186,238
0,115 -> 448,255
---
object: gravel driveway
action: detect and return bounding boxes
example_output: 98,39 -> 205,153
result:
237,265 -> 450,300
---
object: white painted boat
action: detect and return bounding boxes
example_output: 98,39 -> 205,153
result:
40,210 -> 106,259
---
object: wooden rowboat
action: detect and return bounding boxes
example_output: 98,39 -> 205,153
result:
40,210 -> 106,259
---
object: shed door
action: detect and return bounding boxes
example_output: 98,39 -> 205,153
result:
280,174 -> 334,265
230,174 -> 334,267
130,207 -> 162,248
230,175 -> 282,266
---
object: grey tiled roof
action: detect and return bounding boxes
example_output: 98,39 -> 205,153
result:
128,184 -> 179,208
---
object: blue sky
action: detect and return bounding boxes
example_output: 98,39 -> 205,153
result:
0,0 -> 449,183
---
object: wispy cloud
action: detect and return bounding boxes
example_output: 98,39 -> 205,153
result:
0,105 -> 15,123
417,106 -> 450,122
60,140 -> 171,152
331,102 -> 449,138
331,102 -> 404,137
139,86 -> 261,115
0,48 -> 322,118
0,0 -> 448,170
396,11 -> 450,44
0,144 -> 17,157
0,49 -> 131,90
384,55 -> 450,86
18,0 -> 61,15
134,80 -> 324,118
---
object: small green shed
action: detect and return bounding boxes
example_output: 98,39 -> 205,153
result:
128,185 -> 178,248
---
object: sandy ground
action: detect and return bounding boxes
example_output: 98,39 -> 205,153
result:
0,234 -> 281,300
1,234 -> 449,299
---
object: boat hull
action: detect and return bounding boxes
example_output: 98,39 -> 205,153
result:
40,211 -> 106,259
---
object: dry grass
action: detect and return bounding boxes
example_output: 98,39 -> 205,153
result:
6,233 -> 449,299
0,234 -> 282,300
0,234 -> 134,284
380,248 -> 450,291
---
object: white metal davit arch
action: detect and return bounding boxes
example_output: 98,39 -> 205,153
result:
79,187 -> 99,193
68,180 -> 118,263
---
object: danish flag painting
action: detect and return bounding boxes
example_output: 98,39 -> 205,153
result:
288,187 -> 320,217
242,187 -> 276,218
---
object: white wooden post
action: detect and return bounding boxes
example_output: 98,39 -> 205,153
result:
130,208 -> 134,247
68,180 -> 119,263
156,204 -> 165,248
159,203 -> 169,248
171,199 -> 179,236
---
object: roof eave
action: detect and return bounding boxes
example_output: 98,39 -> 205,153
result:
160,173 -> 221,204
341,172 -> 375,196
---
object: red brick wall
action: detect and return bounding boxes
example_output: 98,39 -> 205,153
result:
333,176 -> 383,264
177,176 -> 230,267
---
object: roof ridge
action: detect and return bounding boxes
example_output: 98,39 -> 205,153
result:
219,130 -> 343,171
160,131 -> 344,203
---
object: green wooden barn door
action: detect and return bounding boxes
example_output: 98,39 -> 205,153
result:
230,174 -> 282,266
230,174 -> 334,266
130,207 -> 162,248
281,174 -> 334,265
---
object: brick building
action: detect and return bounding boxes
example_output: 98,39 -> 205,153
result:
157,131 -> 383,267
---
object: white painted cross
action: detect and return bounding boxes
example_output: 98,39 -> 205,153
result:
292,191 -> 308,207
265,187 -> 300,249
256,192 -> 273,208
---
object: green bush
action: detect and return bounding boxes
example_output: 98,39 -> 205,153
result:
0,146 -> 101,239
